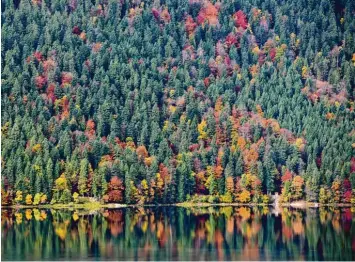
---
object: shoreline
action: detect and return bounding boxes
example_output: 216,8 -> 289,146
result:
2,201 -> 354,210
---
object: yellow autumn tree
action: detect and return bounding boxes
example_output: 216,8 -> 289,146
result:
25,194 -> 33,205
198,120 -> 208,140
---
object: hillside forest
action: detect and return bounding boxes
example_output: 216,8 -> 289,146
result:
1,0 -> 355,206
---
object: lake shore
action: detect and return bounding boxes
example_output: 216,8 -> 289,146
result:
2,201 -> 354,210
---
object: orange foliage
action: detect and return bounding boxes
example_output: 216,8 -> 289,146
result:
214,165 -> 223,178
85,119 -> 96,139
196,2 -> 219,26
160,9 -> 171,23
92,42 -> 102,53
226,176 -> 234,192
237,136 -> 246,150
136,145 -> 149,160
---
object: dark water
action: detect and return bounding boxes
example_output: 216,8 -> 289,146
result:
1,206 -> 355,261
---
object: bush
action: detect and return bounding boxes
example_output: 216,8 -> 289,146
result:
208,195 -> 219,204
262,195 -> 270,205
72,192 -> 79,203
220,192 -> 233,203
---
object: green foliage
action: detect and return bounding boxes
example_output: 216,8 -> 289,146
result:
1,0 -> 354,205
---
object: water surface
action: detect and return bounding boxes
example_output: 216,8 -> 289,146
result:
2,206 -> 355,260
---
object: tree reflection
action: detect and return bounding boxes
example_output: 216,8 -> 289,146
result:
1,207 -> 355,261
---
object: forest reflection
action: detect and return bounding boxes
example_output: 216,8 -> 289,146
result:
2,206 -> 355,261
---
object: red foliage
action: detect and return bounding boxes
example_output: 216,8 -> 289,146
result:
108,176 -> 125,203
46,83 -> 56,103
43,58 -> 56,72
225,33 -> 239,48
204,77 -> 210,87
344,178 -> 351,190
72,26 -> 81,35
282,170 -> 293,183
33,51 -> 43,62
258,51 -> 266,65
159,163 -> 169,181
234,10 -> 248,29
344,190 -> 352,203
185,15 -> 197,36
350,157 -> 355,173
152,8 -> 160,20
189,143 -> 199,152
35,75 -> 47,89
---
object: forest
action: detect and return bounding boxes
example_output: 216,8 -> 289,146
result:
1,0 -> 355,206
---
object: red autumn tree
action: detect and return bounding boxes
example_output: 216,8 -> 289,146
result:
185,16 -> 197,36
282,170 -> 293,183
46,83 -> 56,103
152,8 -> 160,20
234,10 -> 248,29
72,26 -> 81,35
35,75 -> 47,89
108,176 -> 125,203
33,51 -> 43,62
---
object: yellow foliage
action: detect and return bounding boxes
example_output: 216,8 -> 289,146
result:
25,209 -> 32,220
237,207 -> 251,220
301,66 -> 308,79
252,46 -> 260,55
15,212 -> 23,224
144,156 -> 153,166
55,223 -> 68,240
72,212 -> 79,221
40,210 -> 47,220
33,209 -> 41,221
32,143 -> 42,153
54,174 -> 68,191
25,194 -> 33,205
198,120 -> 208,140
294,138 -> 305,151
169,105 -> 177,114
237,190 -> 251,203
256,105 -> 263,116
15,190 -> 23,203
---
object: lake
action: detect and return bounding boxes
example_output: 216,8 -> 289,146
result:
1,206 -> 355,261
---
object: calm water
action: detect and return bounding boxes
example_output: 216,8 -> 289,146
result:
1,206 -> 355,261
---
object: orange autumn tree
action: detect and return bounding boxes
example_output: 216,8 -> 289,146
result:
106,176 -> 125,203
196,1 -> 219,26
291,175 -> 304,200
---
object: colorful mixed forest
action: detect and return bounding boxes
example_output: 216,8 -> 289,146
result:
1,0 -> 355,206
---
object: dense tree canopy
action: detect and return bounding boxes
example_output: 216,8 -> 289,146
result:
1,0 -> 355,205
